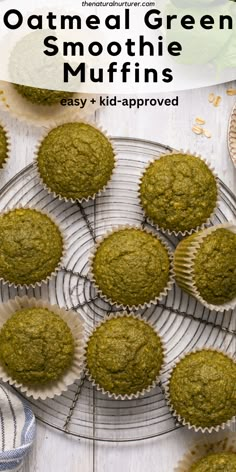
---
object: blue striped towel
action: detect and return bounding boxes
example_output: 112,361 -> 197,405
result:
0,383 -> 35,471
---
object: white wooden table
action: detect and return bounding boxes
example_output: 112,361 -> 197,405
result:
0,80 -> 235,472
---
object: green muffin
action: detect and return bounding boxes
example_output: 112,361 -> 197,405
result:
0,307 -> 74,385
189,452 -> 236,472
174,227 -> 236,307
0,125 -> 8,168
14,84 -> 73,106
194,229 -> 236,305
86,315 -> 164,396
37,122 -> 115,201
92,228 -> 171,307
140,153 -> 218,233
0,208 -> 63,285
169,350 -> 236,429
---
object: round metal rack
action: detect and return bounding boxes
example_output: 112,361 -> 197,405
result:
0,137 -> 235,442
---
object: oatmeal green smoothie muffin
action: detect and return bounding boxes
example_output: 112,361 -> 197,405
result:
91,227 -> 171,307
168,349 -> 236,429
140,153 -> 218,233
174,226 -> 236,308
14,84 -> 73,106
0,208 -> 63,286
189,452 -> 236,471
86,315 -> 164,396
0,125 -> 9,168
0,307 -> 74,385
37,122 -> 115,201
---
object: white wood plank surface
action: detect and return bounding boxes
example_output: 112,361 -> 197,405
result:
0,80 -> 235,472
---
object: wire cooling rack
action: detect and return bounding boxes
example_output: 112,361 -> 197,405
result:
0,137 -> 235,442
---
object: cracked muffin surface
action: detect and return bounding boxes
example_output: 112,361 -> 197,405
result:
92,228 -> 170,307
140,153 -> 217,233
169,350 -> 236,428
193,228 -> 236,305
190,452 -> 236,472
14,84 -> 73,105
0,208 -> 63,285
0,308 -> 74,384
37,122 -> 115,200
86,316 -> 164,396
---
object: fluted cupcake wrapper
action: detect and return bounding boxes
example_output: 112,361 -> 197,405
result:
165,347 -> 236,434
85,311 -> 166,400
88,224 -> 175,311
175,431 -> 236,472
0,119 -> 11,170
138,149 -> 220,237
0,204 -> 68,289
34,118 -> 117,204
0,81 -> 98,127
174,222 -> 236,312
0,296 -> 85,400
228,102 -> 236,168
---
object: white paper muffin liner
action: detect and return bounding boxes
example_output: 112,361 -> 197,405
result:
0,205 -> 67,289
175,431 -> 236,471
138,150 -> 220,237
174,222 -> 236,312
0,119 -> 11,170
0,296 -> 85,400
85,311 -> 166,400
165,347 -> 236,434
89,225 -> 175,310
34,118 -> 117,204
228,101 -> 236,168
0,81 -> 99,127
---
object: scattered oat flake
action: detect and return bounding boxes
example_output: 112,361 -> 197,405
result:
227,88 -> 236,96
213,95 -> 221,107
203,129 -> 211,138
208,93 -> 215,103
192,126 -> 203,135
195,117 -> 205,125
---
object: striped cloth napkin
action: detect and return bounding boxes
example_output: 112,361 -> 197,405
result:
0,383 -> 35,471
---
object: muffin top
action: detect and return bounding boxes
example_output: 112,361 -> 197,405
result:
194,228 -> 236,305
37,122 -> 115,200
0,307 -> 74,385
189,452 -> 236,472
0,208 -> 63,285
92,228 -> 170,307
140,153 -> 217,233
14,84 -> 73,105
0,125 -> 8,169
169,350 -> 236,428
86,316 -> 164,396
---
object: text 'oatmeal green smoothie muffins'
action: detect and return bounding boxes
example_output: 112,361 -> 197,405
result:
36,122 -> 115,202
139,153 -> 218,235
0,208 -> 64,287
90,226 -> 173,309
174,224 -> 236,311
86,314 -> 164,398
167,349 -> 236,431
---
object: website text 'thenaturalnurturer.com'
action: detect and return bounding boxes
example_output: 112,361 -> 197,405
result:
82,2 -> 156,7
